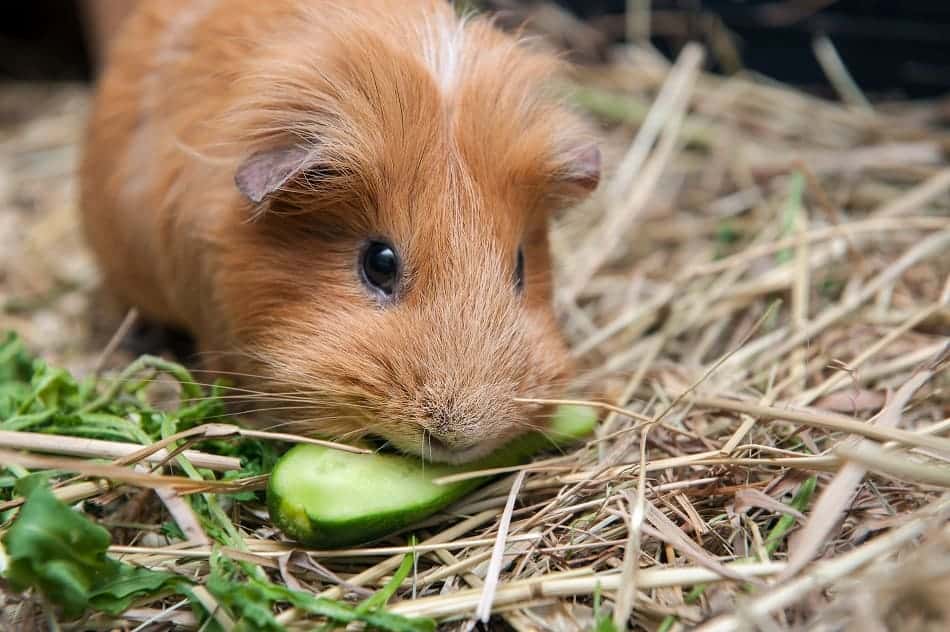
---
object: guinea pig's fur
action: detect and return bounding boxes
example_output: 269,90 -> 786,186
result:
80,0 -> 600,463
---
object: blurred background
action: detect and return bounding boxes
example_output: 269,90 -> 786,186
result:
3,1 -> 950,98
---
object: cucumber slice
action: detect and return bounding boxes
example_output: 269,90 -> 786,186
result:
267,404 -> 597,547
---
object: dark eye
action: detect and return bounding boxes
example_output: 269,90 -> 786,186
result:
514,246 -> 525,292
361,240 -> 399,297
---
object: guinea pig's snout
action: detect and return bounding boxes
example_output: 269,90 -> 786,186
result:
422,429 -> 494,463
424,432 -> 473,454
416,390 -> 522,463
424,420 -> 480,451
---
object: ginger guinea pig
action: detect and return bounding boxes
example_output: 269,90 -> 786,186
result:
79,0 -> 600,463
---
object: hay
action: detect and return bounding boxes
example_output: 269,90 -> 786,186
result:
1,18 -> 949,632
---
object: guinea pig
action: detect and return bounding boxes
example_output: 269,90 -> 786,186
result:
80,0 -> 139,68
79,0 -> 600,463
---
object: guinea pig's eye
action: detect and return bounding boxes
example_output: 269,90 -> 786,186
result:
361,240 -> 400,297
514,246 -> 525,292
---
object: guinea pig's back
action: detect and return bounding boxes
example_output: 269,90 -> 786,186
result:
79,0 -> 289,328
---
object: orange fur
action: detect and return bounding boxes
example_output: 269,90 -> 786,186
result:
80,0 -> 599,462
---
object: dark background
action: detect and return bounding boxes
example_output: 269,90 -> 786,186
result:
2,1 -> 949,99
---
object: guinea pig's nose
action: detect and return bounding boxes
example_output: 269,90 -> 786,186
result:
426,431 -> 478,453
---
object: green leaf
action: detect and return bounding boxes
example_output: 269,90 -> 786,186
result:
594,616 -> 621,632
1,482 -> 186,619
763,475 -> 817,556
204,553 -> 435,632
592,582 -> 620,632
357,544 -> 416,614
776,171 -> 805,264
0,333 -> 271,508
89,563 -> 185,615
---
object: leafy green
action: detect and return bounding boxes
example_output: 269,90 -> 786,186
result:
0,333 -> 433,630
776,171 -> 805,265
356,547 -> 416,615
205,553 -> 435,632
1,479 -> 186,619
0,481 -> 433,631
0,332 -> 271,505
713,220 -> 743,260
593,614 -> 621,632
592,582 -> 619,632
762,475 -> 817,556
0,333 -> 34,408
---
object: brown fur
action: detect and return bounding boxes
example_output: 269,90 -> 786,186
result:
80,0 -> 599,462
81,0 -> 138,68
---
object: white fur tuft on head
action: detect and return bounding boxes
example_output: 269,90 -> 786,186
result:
417,10 -> 469,97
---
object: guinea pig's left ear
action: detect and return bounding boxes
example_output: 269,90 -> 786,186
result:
558,144 -> 601,196
234,145 -> 311,204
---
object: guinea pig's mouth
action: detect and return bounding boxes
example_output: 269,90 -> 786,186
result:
420,437 -> 501,465
363,432 -> 506,465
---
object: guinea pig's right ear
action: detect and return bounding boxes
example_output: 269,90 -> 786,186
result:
234,146 -> 311,205
562,144 -> 601,194
550,143 -> 601,202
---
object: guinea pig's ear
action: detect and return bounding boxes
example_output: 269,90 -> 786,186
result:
234,146 -> 311,204
556,144 -> 601,197
568,144 -> 601,190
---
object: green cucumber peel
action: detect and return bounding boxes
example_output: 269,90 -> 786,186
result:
267,404 -> 598,547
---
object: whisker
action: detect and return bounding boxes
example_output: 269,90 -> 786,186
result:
191,394 -> 318,404
112,376 -> 378,411
255,412 -> 368,430
183,404 -> 334,422
261,415 -> 367,433
95,375 -> 263,394
253,420 -> 311,433
90,376 -> 336,404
